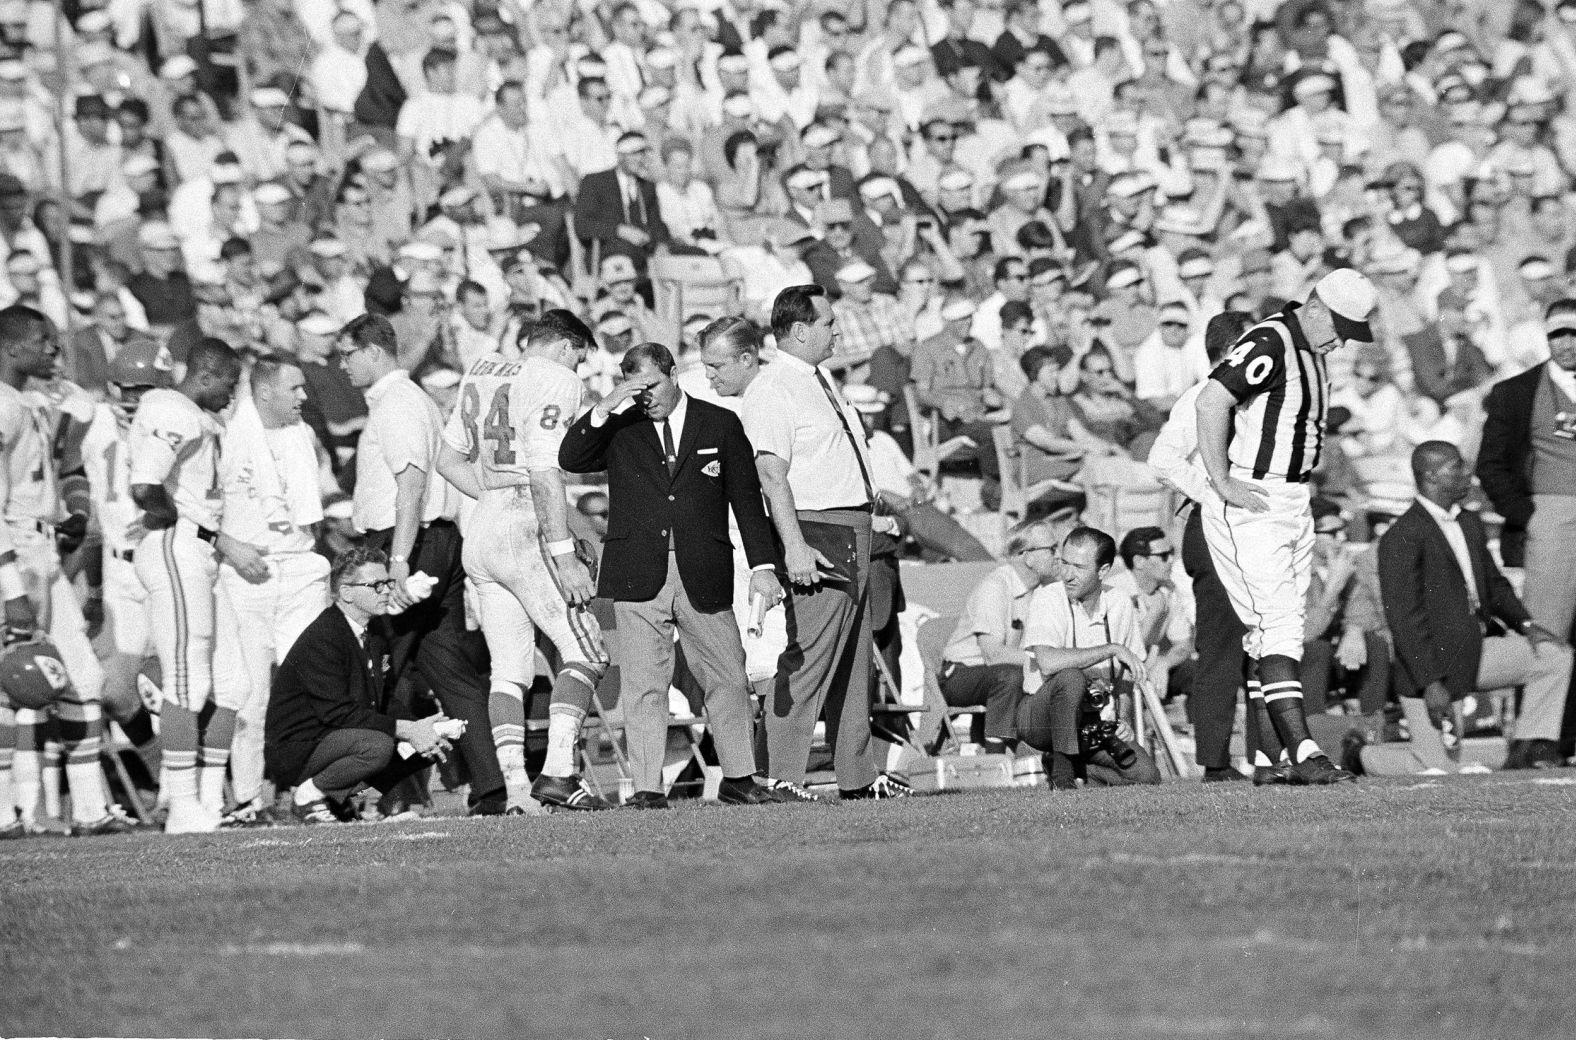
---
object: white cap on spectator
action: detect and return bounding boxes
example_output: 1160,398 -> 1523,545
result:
1312,268 -> 1377,343
768,220 -> 816,247
616,132 -> 650,155
1178,255 -> 1215,280
122,154 -> 160,179
253,182 -> 291,206
1063,0 -> 1092,22
597,311 -> 635,336
835,259 -> 877,284
138,222 -> 180,250
1257,155 -> 1302,183
639,85 -> 672,108
843,383 -> 885,413
894,45 -> 929,68
1367,246 -> 1418,276
310,238 -> 348,258
404,269 -> 444,294
1106,264 -> 1143,289
77,10 -> 111,33
1544,310 -> 1576,336
858,175 -> 901,201
298,312 -> 340,336
399,241 -> 443,262
600,254 -> 638,283
1315,122 -> 1346,146
1520,255 -> 1555,281
1025,128 -> 1070,161
1154,206 -> 1207,236
1109,229 -> 1146,254
160,55 -> 199,79
803,123 -> 839,149
938,170 -> 974,192
1293,73 -> 1337,99
578,57 -> 609,77
1001,170 -> 1042,193
647,47 -> 677,70
941,298 -> 976,321
1109,173 -> 1153,199
718,53 -> 750,74
722,93 -> 754,118
362,148 -> 399,173
439,185 -> 476,208
211,163 -> 244,185
251,86 -> 291,109
420,367 -> 462,392
785,167 -> 828,191
768,49 -> 802,72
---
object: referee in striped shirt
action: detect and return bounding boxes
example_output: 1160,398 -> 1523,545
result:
1192,269 -> 1379,786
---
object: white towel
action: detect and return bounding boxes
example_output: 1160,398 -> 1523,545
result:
222,397 -> 323,530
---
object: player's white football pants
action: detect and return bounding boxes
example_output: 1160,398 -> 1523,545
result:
135,522 -> 221,713
1201,477 -> 1312,662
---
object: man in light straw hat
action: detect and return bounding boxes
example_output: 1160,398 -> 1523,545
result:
1193,268 -> 1380,785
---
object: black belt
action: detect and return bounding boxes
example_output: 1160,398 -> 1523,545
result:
196,525 -> 218,545
110,547 -> 134,563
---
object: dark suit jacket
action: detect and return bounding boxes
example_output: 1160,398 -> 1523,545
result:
1402,327 -> 1494,407
264,605 -> 404,787
1475,364 -> 1542,566
573,169 -> 670,260
558,395 -> 777,611
1378,502 -> 1531,700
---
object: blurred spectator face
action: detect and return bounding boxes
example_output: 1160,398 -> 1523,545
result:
1129,0 -> 1160,40
607,273 -> 637,305
1019,50 -> 1052,86
1288,227 -> 1323,261
405,283 -> 445,317
998,261 -> 1029,301
213,185 -> 244,230
1132,533 -> 1172,585
142,242 -> 181,278
173,97 -> 208,136
1081,350 -> 1119,393
254,99 -> 289,133
1004,181 -> 1041,213
459,288 -> 490,331
611,5 -> 644,45
1550,328 -> 1576,372
841,271 -> 875,304
823,214 -> 853,250
286,150 -> 317,186
900,263 -> 935,301
580,80 -> 612,121
116,107 -> 148,148
1350,357 -> 1386,397
1019,529 -> 1064,583
425,57 -> 458,95
1108,127 -> 1138,158
577,491 -> 609,539
259,198 -> 291,226
5,252 -> 37,297
1003,315 -> 1035,352
338,186 -> 371,222
618,139 -> 652,179
888,0 -> 919,36
665,145 -> 694,186
94,295 -> 128,339
223,248 -> 256,285
948,219 -> 984,258
296,326 -> 334,362
1158,314 -> 1188,348
1031,350 -> 1062,391
331,11 -> 364,50
256,363 -> 308,427
946,65 -> 982,98
937,181 -> 972,211
826,51 -> 856,94
1030,271 -> 1063,306
77,108 -> 110,144
923,123 -> 957,161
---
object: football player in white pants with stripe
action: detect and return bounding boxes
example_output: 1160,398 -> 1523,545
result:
437,310 -> 611,813
0,306 -> 129,836
214,359 -> 330,826
1195,271 -> 1375,785
129,338 -> 248,833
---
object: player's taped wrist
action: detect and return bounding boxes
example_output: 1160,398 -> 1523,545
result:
546,538 -> 576,557
0,562 -> 25,602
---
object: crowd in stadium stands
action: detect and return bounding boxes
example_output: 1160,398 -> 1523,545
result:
0,0 -> 1574,833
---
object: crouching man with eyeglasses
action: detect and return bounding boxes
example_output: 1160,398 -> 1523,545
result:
1019,527 -> 1163,791
264,548 -> 454,823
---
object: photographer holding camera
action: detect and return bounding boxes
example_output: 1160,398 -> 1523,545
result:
1018,526 -> 1162,791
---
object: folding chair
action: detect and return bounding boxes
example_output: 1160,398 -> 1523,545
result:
992,426 -> 1084,523
905,385 -> 977,480
1083,479 -> 1179,539
649,253 -> 741,325
910,614 -> 988,753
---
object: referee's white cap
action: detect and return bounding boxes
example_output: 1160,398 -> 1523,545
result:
1313,268 -> 1377,344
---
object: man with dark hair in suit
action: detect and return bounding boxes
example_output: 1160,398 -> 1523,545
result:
573,131 -> 670,266
1377,442 -> 1572,773
266,547 -> 454,823
560,342 -> 785,807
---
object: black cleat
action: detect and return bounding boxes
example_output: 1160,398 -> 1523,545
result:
1253,762 -> 1292,786
624,791 -> 670,809
71,810 -> 139,837
760,777 -> 824,803
841,772 -> 915,800
531,774 -> 613,812
291,799 -> 341,825
717,777 -> 778,805
1203,767 -> 1249,783
1288,754 -> 1357,785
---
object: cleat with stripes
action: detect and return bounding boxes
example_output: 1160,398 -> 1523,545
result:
841,772 -> 915,800
531,774 -> 613,812
760,777 -> 824,804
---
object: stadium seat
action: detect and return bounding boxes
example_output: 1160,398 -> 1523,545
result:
1083,477 -> 1179,540
650,253 -> 742,326
905,385 -> 977,480
910,614 -> 985,753
992,426 -> 1083,523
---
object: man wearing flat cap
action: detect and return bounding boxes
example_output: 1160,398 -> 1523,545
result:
1193,268 -> 1381,785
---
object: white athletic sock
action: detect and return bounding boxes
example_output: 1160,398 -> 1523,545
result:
489,682 -> 530,802
541,713 -> 580,778
12,748 -> 39,823
293,778 -> 323,806
198,764 -> 228,813
41,739 -> 61,819
1294,739 -> 1321,764
65,760 -> 109,822
1252,750 -> 1274,768
163,759 -> 199,808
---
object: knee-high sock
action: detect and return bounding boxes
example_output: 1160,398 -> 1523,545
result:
161,702 -> 199,807
12,711 -> 43,822
57,696 -> 108,823
197,703 -> 237,813
1258,654 -> 1318,762
1245,659 -> 1283,767
541,669 -> 594,778
489,680 -> 529,802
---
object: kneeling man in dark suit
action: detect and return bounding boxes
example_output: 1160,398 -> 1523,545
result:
266,547 -> 455,823
560,342 -> 786,807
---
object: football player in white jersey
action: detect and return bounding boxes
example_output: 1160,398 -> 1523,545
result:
213,358 -> 330,827
0,306 -> 130,837
437,309 -> 612,813
74,341 -> 172,784
129,337 -> 247,833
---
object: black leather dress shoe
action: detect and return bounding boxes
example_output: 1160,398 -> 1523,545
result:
1202,767 -> 1248,783
624,791 -> 670,809
717,777 -> 776,805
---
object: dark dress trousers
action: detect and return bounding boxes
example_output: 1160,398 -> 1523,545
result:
559,396 -> 779,792
265,605 -> 425,797
1475,365 -> 1541,567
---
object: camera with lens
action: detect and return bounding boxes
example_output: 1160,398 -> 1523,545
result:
1079,677 -> 1137,769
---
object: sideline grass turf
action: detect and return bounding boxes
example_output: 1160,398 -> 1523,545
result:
4,774 -> 1575,1039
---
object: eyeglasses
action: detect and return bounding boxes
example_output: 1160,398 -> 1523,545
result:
344,578 -> 396,592
1000,272 -> 1027,282
1016,545 -> 1056,556
904,276 -> 934,285
928,133 -> 957,143
1354,371 -> 1380,382
581,508 -> 608,519
335,341 -> 376,361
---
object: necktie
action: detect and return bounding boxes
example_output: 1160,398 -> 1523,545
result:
813,368 -> 875,506
662,418 -> 677,477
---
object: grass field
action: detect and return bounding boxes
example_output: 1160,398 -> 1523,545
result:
4,773 -> 1576,1040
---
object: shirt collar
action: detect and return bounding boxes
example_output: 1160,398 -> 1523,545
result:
1279,301 -> 1314,355
365,368 -> 410,404
1547,360 -> 1576,400
774,349 -> 818,376
656,389 -> 688,429
338,604 -> 368,643
1416,494 -> 1461,523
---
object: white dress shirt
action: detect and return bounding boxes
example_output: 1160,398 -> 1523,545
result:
1148,381 -> 1214,505
740,350 -> 873,511
1417,495 -> 1478,611
353,370 -> 453,533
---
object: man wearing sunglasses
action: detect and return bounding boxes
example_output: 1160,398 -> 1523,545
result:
1107,527 -> 1190,701
266,548 -> 454,824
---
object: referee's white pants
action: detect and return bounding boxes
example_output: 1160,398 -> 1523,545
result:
1201,478 -> 1312,662
216,551 -> 331,804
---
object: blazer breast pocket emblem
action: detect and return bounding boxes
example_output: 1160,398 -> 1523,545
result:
703,460 -> 721,477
